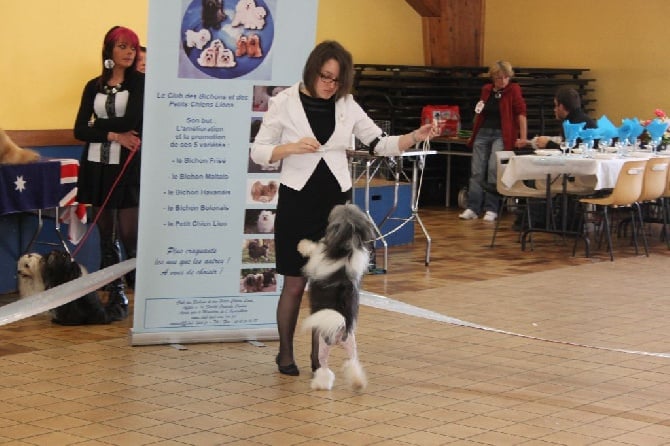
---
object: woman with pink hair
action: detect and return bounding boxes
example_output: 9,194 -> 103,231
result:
74,26 -> 145,315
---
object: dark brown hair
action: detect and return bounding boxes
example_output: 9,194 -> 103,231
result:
554,86 -> 582,113
302,40 -> 353,101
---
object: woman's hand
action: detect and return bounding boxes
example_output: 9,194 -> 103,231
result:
515,138 -> 530,148
401,123 -> 439,150
415,122 -> 438,141
291,137 -> 321,154
110,131 -> 141,152
269,137 -> 321,163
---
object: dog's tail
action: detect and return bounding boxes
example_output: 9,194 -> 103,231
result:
302,309 -> 345,341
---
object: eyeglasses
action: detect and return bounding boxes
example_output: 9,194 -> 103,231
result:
318,72 -> 339,84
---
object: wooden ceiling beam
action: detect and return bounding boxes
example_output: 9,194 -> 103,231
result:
406,0 -> 484,67
404,0 -> 442,17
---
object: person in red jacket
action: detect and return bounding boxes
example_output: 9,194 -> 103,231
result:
460,60 -> 527,221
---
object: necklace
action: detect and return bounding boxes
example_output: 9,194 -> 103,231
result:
494,89 -> 503,99
103,83 -> 123,94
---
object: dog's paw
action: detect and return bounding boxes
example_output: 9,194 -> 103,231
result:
297,239 -> 316,257
343,359 -> 367,391
310,367 -> 335,390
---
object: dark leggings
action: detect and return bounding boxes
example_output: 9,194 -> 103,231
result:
276,275 -> 319,371
94,206 -> 138,256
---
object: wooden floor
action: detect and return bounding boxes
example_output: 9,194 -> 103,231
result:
2,207 -> 670,445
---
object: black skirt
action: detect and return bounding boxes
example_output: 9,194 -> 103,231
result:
275,159 -> 350,276
76,147 -> 141,208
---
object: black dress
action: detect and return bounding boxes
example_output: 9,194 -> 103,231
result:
73,72 -> 144,208
274,92 -> 351,276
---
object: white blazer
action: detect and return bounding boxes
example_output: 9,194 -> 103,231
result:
250,83 -> 403,192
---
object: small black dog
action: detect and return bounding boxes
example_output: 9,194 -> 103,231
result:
202,0 -> 226,29
41,251 -> 128,325
248,240 -> 269,261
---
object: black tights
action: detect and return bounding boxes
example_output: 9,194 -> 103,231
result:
276,275 -> 319,369
94,207 -> 138,257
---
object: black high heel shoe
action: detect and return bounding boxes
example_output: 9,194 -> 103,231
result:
275,354 -> 299,376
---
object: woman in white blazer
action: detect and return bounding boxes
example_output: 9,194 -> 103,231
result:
251,40 -> 435,376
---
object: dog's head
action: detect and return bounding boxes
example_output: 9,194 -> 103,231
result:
197,47 -> 217,67
42,250 -> 83,289
262,270 -> 275,286
244,273 -> 264,291
210,39 -> 225,53
17,253 -> 44,281
238,0 -> 255,12
246,34 -> 262,57
217,48 -> 236,67
323,204 -> 373,259
253,86 -> 269,110
256,210 -> 275,232
17,253 -> 46,298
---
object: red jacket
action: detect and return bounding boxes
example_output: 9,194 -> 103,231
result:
468,82 -> 526,150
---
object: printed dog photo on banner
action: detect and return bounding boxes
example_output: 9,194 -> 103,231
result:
239,267 -> 276,293
251,85 -> 288,112
241,238 -> 275,263
243,208 -> 275,234
246,178 -> 278,204
178,0 -> 276,80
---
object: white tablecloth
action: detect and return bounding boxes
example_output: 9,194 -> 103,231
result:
501,152 -> 663,190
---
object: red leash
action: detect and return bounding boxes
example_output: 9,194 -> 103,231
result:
71,149 -> 137,259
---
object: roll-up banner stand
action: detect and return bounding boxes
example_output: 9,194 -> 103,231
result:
132,0 -> 318,345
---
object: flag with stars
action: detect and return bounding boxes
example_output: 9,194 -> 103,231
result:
0,159 -> 61,215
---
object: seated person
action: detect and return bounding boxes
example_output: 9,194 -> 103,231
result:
515,87 -> 600,230
520,86 -> 596,149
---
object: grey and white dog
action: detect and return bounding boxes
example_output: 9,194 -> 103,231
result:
298,203 -> 373,391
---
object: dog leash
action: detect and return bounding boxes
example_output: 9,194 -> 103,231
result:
71,149 -> 137,259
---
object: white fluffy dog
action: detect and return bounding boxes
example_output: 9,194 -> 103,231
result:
216,48 -> 237,67
17,253 -> 46,297
197,46 -> 217,67
256,210 -> 275,233
185,29 -> 211,50
231,0 -> 267,29
299,203 -> 373,391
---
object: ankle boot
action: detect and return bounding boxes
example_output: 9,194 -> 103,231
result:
106,279 -> 129,321
101,238 -> 124,290
100,238 -> 129,310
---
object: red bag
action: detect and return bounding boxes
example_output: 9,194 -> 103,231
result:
421,105 -> 460,137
